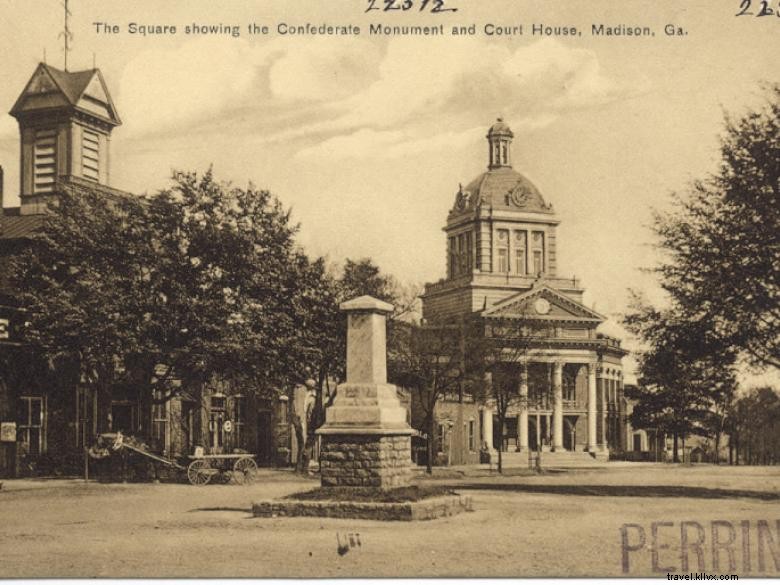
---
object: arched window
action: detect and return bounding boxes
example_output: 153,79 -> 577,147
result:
448,236 -> 457,278
496,230 -> 509,273
563,372 -> 576,401
532,231 -> 545,275
514,230 -> 527,274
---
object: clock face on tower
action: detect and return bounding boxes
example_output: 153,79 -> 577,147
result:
510,182 -> 530,207
534,298 -> 551,315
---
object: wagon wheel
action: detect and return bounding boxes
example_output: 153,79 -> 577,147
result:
187,459 -> 213,486
232,457 -> 258,484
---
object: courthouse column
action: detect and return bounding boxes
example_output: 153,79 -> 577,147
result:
482,371 -> 494,452
587,362 -> 598,452
482,406 -> 494,451
518,364 -> 529,452
552,362 -> 564,451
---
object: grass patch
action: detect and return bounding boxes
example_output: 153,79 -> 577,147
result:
285,485 -> 457,503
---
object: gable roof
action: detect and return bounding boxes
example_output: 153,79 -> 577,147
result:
0,212 -> 44,240
482,283 -> 605,323
10,63 -> 121,126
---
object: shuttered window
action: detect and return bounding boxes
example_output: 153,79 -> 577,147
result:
33,129 -> 57,193
82,129 -> 100,181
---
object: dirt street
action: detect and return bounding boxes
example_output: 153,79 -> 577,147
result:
0,464 -> 778,578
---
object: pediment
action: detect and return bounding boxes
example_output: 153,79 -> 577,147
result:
10,64 -> 121,125
83,74 -> 108,103
482,285 -> 604,323
26,66 -> 59,95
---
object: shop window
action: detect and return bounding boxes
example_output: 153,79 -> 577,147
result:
19,396 -> 45,456
76,387 -> 94,448
151,390 -> 168,451
209,394 -> 226,449
276,397 -> 288,425
468,419 -> 476,452
233,395 -> 246,450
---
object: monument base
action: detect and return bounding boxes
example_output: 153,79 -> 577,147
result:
320,433 -> 412,489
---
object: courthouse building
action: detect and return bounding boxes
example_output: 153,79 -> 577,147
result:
0,63 -> 297,477
421,119 -> 628,464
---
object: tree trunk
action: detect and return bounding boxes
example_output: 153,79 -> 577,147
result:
426,413 -> 436,475
714,432 -> 721,465
673,431 -> 680,463
496,411 -> 504,474
288,390 -> 308,474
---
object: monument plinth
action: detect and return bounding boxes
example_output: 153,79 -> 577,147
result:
317,295 -> 413,489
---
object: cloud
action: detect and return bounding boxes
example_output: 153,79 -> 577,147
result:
296,126 -> 483,161
117,37 -> 381,138
117,35 -> 638,163
295,37 -> 639,161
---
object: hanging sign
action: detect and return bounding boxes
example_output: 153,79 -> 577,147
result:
222,420 -> 233,433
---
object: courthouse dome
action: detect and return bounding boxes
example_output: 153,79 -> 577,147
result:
450,119 -> 553,215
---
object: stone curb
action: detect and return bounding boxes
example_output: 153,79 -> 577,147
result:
252,495 -> 473,522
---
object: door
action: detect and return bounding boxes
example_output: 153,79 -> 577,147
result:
256,410 -> 273,466
180,401 -> 197,455
564,417 -> 577,451
111,403 -> 135,433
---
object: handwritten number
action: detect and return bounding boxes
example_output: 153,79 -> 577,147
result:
736,0 -> 752,15
432,0 -> 458,12
757,0 -> 775,15
367,0 -> 457,13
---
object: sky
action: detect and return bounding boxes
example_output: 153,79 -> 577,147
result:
0,0 -> 777,385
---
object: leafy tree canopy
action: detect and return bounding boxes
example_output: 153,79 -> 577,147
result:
653,85 -> 780,370
14,170 -> 310,399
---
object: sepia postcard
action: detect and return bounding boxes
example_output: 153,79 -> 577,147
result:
0,0 -> 778,579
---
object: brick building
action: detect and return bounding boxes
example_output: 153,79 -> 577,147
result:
0,63 -> 299,477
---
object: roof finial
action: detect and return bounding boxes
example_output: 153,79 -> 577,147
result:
59,0 -> 73,71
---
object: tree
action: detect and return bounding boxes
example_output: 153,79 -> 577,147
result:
728,387 -> 780,465
624,300 -> 738,462
474,315 -> 546,473
13,170 -> 308,433
293,257 -> 407,472
388,316 -> 477,474
652,85 -> 780,370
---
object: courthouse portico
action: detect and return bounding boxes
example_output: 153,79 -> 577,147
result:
421,119 -> 627,461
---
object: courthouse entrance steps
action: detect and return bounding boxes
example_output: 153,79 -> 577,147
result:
494,449 -> 610,468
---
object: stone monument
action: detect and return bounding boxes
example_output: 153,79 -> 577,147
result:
317,295 -> 413,489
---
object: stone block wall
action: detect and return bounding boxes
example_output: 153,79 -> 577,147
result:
320,434 -> 411,488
